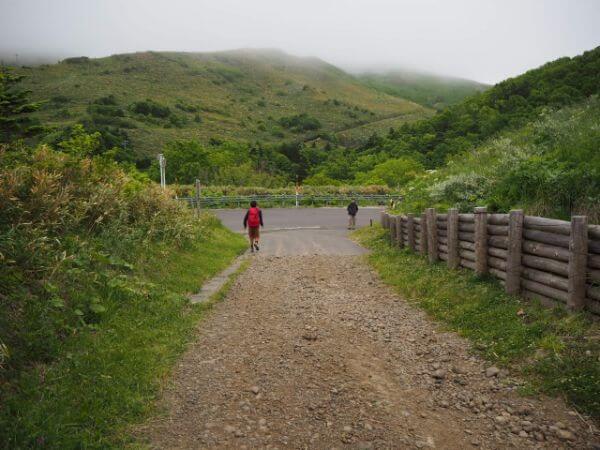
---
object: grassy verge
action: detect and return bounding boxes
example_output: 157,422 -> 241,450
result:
353,225 -> 600,418
0,218 -> 247,449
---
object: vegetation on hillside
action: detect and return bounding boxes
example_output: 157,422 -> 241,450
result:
0,68 -> 42,142
354,226 -> 600,418
359,70 -> 488,109
16,49 -> 431,163
303,46 -> 600,221
8,46 -> 600,217
394,97 -> 600,221
0,78 -> 247,447
359,46 -> 600,167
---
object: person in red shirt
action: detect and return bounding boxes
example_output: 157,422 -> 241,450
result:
243,200 -> 264,252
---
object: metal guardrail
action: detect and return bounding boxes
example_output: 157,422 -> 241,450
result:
177,194 -> 402,209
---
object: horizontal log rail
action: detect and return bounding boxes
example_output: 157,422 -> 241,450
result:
380,207 -> 599,315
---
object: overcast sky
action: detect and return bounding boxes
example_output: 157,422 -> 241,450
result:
1,0 -> 599,83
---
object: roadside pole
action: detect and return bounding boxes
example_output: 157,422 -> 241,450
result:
157,153 -> 166,190
295,183 -> 301,208
195,178 -> 201,217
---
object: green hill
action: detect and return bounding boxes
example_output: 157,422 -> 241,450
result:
16,49 -> 431,162
358,70 -> 488,109
357,46 -> 600,167
301,46 -> 600,202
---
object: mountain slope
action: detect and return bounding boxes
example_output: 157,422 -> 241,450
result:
358,70 -> 488,109
16,49 -> 432,160
300,46 -> 600,192
362,46 -> 600,166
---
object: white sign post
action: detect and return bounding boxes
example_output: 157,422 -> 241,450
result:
157,153 -> 166,189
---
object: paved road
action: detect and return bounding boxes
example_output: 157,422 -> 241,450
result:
214,207 -> 383,256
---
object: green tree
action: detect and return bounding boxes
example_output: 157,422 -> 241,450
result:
0,69 -> 42,143
355,157 -> 424,187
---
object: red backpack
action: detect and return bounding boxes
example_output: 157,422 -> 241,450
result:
247,207 -> 261,227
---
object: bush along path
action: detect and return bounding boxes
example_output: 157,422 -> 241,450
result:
0,141 -> 249,448
138,252 -> 598,449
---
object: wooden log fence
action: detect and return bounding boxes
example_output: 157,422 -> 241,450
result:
380,207 -> 600,315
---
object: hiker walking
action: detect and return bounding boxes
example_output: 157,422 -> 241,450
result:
347,199 -> 358,230
243,200 -> 264,252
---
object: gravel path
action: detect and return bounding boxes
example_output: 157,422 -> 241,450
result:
140,254 -> 597,449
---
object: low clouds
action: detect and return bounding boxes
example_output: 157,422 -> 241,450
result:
1,0 -> 599,83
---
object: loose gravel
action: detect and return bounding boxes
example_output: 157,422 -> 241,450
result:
139,255 -> 598,449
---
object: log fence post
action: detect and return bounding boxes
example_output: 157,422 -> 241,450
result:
426,208 -> 438,263
420,212 -> 428,256
447,208 -> 459,269
474,206 -> 488,275
407,213 -> 415,251
567,216 -> 588,311
397,216 -> 404,249
506,209 -> 524,295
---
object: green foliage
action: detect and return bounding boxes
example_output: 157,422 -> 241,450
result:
149,139 -> 290,186
0,68 -> 42,143
354,156 -> 424,187
93,94 -> 118,106
396,97 -> 600,221
0,217 -> 246,448
50,95 -> 70,105
130,99 -> 171,118
354,225 -> 600,417
365,46 -> 600,167
172,183 -> 393,197
17,50 -> 428,160
57,123 -> 101,156
0,137 -> 206,383
360,70 -> 487,109
303,172 -> 343,186
174,100 -> 199,113
63,56 -> 90,64
278,113 -> 322,132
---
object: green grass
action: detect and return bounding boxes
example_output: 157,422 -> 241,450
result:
0,219 -> 247,449
17,49 -> 430,158
331,111 -> 430,148
359,70 -> 488,109
353,225 -> 600,418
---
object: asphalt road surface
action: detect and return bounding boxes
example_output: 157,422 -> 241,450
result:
214,207 -> 383,256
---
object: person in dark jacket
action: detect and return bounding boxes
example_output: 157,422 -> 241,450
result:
347,200 -> 358,230
243,200 -> 264,252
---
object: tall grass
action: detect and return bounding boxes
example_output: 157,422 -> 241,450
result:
0,144 -> 199,379
395,97 -> 600,222
0,142 -> 247,448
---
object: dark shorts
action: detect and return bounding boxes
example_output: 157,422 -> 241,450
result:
248,226 -> 260,239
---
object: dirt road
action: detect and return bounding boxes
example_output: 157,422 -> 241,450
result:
140,252 -> 595,448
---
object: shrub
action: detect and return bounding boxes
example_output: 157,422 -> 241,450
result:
50,95 -> 70,104
0,141 -> 200,383
166,114 -> 188,128
88,103 -> 125,117
63,56 -> 90,64
278,113 -> 322,132
130,99 -> 171,118
175,101 -> 199,113
93,94 -> 118,106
